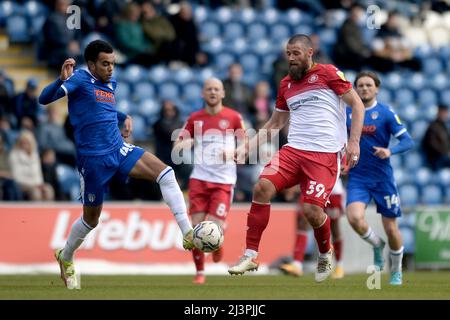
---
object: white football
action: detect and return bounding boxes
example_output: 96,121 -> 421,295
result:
193,221 -> 224,252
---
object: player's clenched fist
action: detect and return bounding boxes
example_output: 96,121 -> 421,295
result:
60,58 -> 76,81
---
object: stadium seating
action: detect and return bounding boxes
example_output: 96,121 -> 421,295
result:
6,15 -> 30,42
133,82 -> 156,102
403,152 -> 423,172
421,184 -> 444,205
56,164 -> 80,201
398,183 -> 419,207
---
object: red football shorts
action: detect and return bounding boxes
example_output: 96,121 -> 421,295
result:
260,145 -> 340,208
188,178 -> 233,220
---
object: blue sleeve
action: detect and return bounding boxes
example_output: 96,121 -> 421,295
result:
60,71 -> 81,95
38,79 -> 65,105
117,111 -> 127,125
390,131 -> 414,155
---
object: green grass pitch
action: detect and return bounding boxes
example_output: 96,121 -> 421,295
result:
0,272 -> 449,300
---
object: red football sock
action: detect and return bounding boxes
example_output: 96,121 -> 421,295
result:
293,232 -> 308,262
192,248 -> 204,272
246,202 -> 271,252
313,215 -> 331,254
333,238 -> 343,262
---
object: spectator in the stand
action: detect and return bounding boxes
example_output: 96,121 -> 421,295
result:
333,3 -> 372,71
115,2 -> 156,67
37,105 -> 76,167
14,78 -> 40,129
41,148 -> 66,201
223,63 -> 253,120
169,1 -> 205,67
422,104 -> 450,171
249,81 -> 272,126
0,70 -> 14,125
153,100 -> 191,189
0,133 -> 22,200
42,0 -> 83,69
9,130 -> 54,201
311,33 -> 332,64
371,11 -> 421,72
141,1 -> 176,64
96,0 -> 127,38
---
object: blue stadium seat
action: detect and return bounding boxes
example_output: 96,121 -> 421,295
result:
283,8 -> 314,27
229,38 -> 248,55
197,67 -> 216,82
214,51 -> 236,72
394,88 -> 415,106
29,14 -> 46,37
318,29 -> 337,47
422,58 -> 443,75
56,164 -> 80,201
269,23 -> 290,42
439,89 -> 450,106
418,89 -> 438,108
390,154 -> 402,170
436,168 -> 450,187
182,82 -> 203,103
239,53 -> 260,72
123,65 -> 147,84
133,82 -> 155,101
420,104 -> 438,121
407,72 -> 425,91
292,25 -> 313,38
138,99 -> 160,118
445,186 -> 450,204
258,8 -> 280,26
7,15 -> 30,42
246,23 -> 268,42
222,22 -> 245,41
172,68 -> 194,85
237,7 -> 257,25
201,38 -> 224,55
193,5 -> 209,24
115,82 -> 131,101
157,82 -> 180,101
403,152 -> 423,172
199,20 -> 221,41
214,7 -> 233,24
262,53 -> 278,75
410,119 -> 429,141
398,183 -> 419,207
253,39 -> 273,56
377,88 -> 392,104
384,72 -> 403,91
394,168 -> 413,185
129,114 -> 148,141
398,104 -> 419,123
1,1 -> 24,17
399,227 -> 415,254
24,1 -> 48,17
148,65 -> 170,84
116,99 -> 131,114
325,9 -> 347,29
421,184 -> 444,205
416,167 -> 434,187
431,73 -> 447,91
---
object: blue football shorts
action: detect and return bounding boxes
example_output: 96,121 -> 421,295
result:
346,178 -> 402,218
76,142 -> 145,206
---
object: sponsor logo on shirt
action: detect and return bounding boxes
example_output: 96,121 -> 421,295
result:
95,89 -> 115,104
362,125 -> 377,135
308,74 -> 318,83
289,96 -> 319,110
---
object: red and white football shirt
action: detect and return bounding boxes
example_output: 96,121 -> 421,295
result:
276,63 -> 352,153
182,107 -> 244,184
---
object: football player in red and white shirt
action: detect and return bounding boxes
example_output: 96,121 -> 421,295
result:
228,34 -> 365,282
175,78 -> 245,284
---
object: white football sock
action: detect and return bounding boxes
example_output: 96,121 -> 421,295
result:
361,226 -> 382,248
244,249 -> 258,258
62,216 -> 93,262
157,167 -> 192,235
390,246 -> 404,272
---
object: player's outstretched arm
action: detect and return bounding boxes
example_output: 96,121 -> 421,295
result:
39,58 -> 76,105
342,88 -> 365,168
